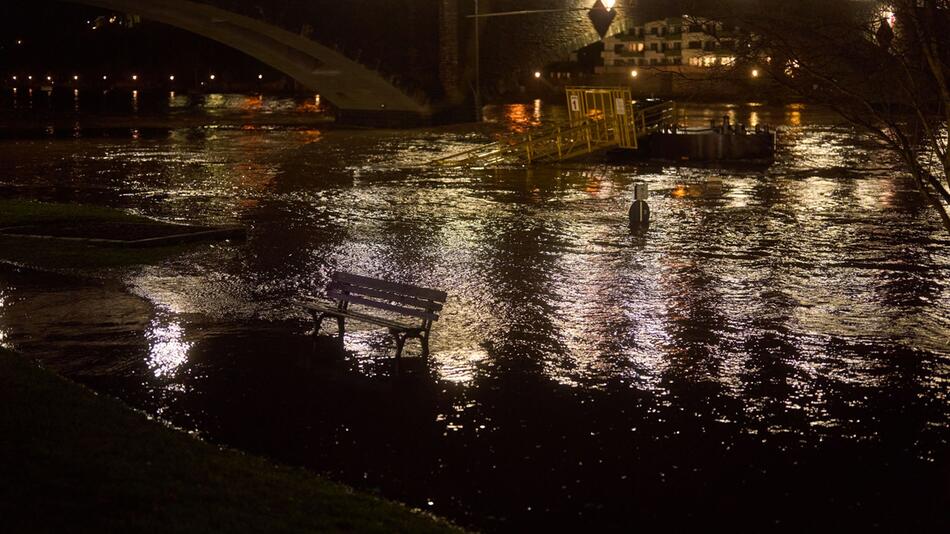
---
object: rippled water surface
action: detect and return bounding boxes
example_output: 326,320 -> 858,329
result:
1,96 -> 948,530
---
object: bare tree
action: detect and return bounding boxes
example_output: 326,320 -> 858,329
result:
721,0 -> 950,231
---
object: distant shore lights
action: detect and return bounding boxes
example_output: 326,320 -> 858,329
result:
7,71 -> 304,87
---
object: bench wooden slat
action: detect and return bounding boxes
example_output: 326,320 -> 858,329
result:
305,302 -> 417,331
326,289 -> 439,322
327,281 -> 444,312
333,272 -> 447,303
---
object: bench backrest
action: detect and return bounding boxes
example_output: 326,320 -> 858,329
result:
326,272 -> 448,323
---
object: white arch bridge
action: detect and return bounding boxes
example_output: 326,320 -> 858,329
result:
65,0 -> 432,126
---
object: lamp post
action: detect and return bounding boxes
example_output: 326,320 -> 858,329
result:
474,0 -> 480,122
469,1 -> 619,123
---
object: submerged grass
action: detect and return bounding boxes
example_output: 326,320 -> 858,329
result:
0,199 -> 201,269
0,348 -> 460,533
0,198 -> 144,227
0,235 -> 193,269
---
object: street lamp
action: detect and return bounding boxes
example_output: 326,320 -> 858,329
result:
474,0 -> 481,122
630,69 -> 638,78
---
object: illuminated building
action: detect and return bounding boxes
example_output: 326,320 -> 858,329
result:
599,16 -> 744,73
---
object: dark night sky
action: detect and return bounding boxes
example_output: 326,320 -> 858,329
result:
0,1 -> 699,93
0,2 -> 273,84
1,1 -> 447,91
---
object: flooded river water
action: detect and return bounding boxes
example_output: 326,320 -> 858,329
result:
0,91 -> 948,530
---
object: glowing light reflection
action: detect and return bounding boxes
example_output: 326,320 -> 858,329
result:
501,103 -> 542,133
0,292 -> 7,348
146,320 -> 192,378
434,349 -> 487,384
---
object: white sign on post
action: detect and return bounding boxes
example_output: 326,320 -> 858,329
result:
570,95 -> 580,112
615,98 -> 626,115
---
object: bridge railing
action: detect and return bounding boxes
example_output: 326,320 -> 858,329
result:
635,101 -> 676,133
429,122 -> 567,166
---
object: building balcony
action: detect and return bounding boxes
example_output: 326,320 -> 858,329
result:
609,33 -> 642,42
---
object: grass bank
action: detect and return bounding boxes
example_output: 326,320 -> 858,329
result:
0,348 -> 460,533
0,199 -> 199,269
0,198 -> 145,227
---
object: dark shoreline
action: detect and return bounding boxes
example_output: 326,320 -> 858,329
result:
0,345 -> 460,533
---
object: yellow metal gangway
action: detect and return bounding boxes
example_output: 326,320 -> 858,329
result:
430,87 -> 674,167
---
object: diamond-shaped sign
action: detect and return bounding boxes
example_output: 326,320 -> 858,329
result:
876,18 -> 894,50
588,0 -> 617,39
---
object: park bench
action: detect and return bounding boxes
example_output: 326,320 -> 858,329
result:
302,272 -> 447,359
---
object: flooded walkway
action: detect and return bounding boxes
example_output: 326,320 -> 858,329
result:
0,98 -> 948,530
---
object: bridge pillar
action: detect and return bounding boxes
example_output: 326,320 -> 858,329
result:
439,0 -> 462,101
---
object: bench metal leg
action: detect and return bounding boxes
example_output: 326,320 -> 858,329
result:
313,312 -> 345,340
420,332 -> 430,356
335,316 -> 345,338
394,333 -> 407,359
313,312 -> 326,336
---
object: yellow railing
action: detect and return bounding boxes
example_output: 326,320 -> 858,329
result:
430,99 -> 675,167
636,101 -> 675,136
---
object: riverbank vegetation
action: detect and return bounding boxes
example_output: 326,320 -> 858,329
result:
0,348 -> 459,533
698,0 -> 950,232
